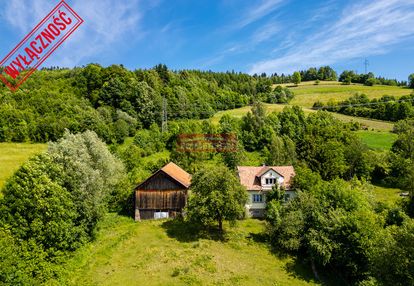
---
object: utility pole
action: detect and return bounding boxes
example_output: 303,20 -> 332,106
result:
161,95 -> 168,133
364,58 -> 369,74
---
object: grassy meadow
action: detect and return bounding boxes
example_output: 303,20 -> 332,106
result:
49,214 -> 321,286
211,81 -> 406,131
355,130 -> 398,151
0,143 -> 47,190
283,81 -> 412,108
372,185 -> 403,206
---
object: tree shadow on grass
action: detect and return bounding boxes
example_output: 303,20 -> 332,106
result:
247,232 -> 330,285
246,227 -> 290,259
246,231 -> 267,243
161,219 -> 227,242
284,258 -> 345,286
284,258 -> 320,284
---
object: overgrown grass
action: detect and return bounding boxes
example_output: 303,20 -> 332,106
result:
49,214 -> 321,286
0,143 -> 47,190
355,130 -> 398,151
371,185 -> 403,206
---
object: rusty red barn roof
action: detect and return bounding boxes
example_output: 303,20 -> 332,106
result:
160,162 -> 191,188
135,162 -> 192,190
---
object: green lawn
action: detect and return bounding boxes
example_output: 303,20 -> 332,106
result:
355,130 -> 398,151
50,214 -> 321,286
0,143 -> 47,190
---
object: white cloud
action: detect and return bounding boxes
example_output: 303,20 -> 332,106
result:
55,0 -> 143,66
199,0 -> 285,69
2,0 -> 151,67
3,0 -> 51,32
231,0 -> 284,30
251,20 -> 280,44
249,0 -> 414,74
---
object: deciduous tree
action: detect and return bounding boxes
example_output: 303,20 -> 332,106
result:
186,166 -> 247,231
408,73 -> 414,88
292,71 -> 301,86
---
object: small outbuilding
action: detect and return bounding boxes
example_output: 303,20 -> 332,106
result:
134,162 -> 191,221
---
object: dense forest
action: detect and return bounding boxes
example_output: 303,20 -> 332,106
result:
0,64 -> 282,143
1,64 -> 414,285
2,64 -> 409,144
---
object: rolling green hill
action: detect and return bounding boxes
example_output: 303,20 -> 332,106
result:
0,81 -> 404,190
212,81 -> 410,132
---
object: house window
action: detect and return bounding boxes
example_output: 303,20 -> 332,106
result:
265,178 -> 277,185
253,194 -> 263,203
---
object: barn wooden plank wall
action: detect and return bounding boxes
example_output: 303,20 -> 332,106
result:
136,190 -> 186,209
139,172 -> 184,190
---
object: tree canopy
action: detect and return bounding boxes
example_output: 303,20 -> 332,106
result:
0,131 -> 127,283
186,166 -> 247,231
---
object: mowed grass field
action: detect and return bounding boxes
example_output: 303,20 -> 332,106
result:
50,214 -> 321,286
0,143 -> 47,190
355,130 -> 398,151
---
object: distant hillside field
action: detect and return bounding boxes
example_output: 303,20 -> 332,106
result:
211,81 -> 409,131
282,81 -> 411,108
212,103 -> 394,131
0,143 -> 47,190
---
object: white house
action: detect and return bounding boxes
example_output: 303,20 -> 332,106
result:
237,166 -> 296,218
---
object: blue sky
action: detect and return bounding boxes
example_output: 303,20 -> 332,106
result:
1,0 -> 414,80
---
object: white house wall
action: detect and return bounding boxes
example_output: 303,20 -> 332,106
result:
246,191 -> 266,210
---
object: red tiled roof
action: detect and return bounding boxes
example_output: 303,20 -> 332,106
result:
237,166 -> 295,190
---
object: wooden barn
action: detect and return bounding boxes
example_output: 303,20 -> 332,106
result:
134,162 -> 191,221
